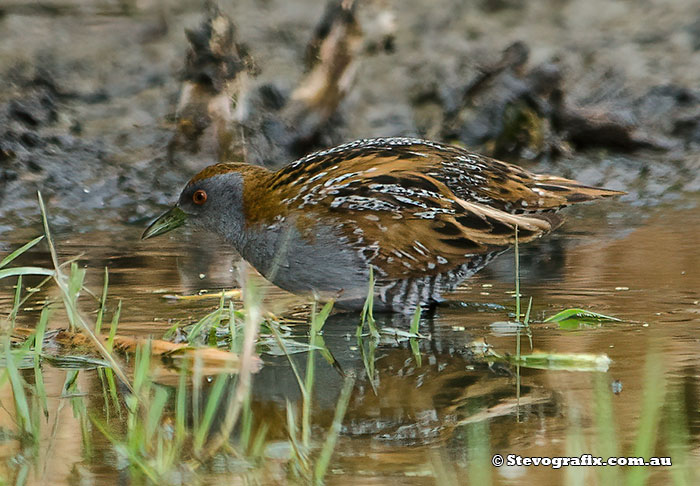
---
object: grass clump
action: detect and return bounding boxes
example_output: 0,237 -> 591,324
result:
0,194 -> 355,485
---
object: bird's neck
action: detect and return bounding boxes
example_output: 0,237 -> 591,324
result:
240,166 -> 289,228
227,165 -> 292,276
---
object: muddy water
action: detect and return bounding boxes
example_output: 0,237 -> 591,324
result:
1,195 -> 698,485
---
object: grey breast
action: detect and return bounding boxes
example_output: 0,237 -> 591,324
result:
239,216 -> 370,304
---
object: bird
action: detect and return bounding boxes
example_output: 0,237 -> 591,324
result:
142,137 -> 623,314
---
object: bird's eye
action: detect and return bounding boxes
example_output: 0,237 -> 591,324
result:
192,189 -> 208,205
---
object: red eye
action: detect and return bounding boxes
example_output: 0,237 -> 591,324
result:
192,189 -> 207,205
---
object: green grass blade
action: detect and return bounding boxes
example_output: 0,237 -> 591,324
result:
104,368 -> 121,415
302,302 -> 318,450
175,363 -> 188,449
9,275 -> 22,328
66,263 -> 87,331
94,267 -> 109,335
302,301 -> 334,449
523,296 -> 533,350
270,324 -> 307,396
625,349 -> 666,486
286,399 -> 308,473
63,369 -> 79,394
593,374 -> 620,486
229,301 -> 239,353
514,226 -> 520,322
106,300 -> 121,352
187,307 -> 224,344
37,192 -> 134,394
359,267 -> 379,338
544,308 -> 621,323
34,306 -> 52,420
315,301 -> 334,332
4,337 -> 32,436
357,336 -> 378,395
665,385 -> 691,486
192,269 -> 264,463
523,296 -> 532,325
314,375 -> 355,485
239,392 -> 253,451
68,262 -> 86,302
71,392 -> 93,457
410,338 -> 422,367
0,267 -> 54,280
565,408 -> 587,486
496,352 -> 612,372
516,325 -> 521,414
0,235 -> 44,269
15,463 -> 29,486
466,419 -> 492,486
90,416 -> 159,483
146,387 -> 169,444
250,422 -> 270,458
193,373 -> 229,454
132,341 -> 151,396
410,305 -> 421,335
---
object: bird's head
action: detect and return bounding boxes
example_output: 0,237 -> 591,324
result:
141,163 -> 270,244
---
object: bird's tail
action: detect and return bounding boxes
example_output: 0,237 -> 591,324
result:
532,174 -> 626,204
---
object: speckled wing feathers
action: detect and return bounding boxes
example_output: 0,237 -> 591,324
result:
267,138 -> 621,285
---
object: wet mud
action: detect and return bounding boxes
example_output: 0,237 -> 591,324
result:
0,0 -> 699,234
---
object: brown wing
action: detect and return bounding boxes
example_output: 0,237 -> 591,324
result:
268,137 -> 622,280
309,174 -> 555,280
271,137 -> 623,212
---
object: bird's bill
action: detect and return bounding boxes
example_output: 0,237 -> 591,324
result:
141,206 -> 187,240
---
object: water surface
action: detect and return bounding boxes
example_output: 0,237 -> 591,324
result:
1,196 -> 698,485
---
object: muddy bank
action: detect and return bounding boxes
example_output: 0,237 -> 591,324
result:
0,0 -> 699,235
